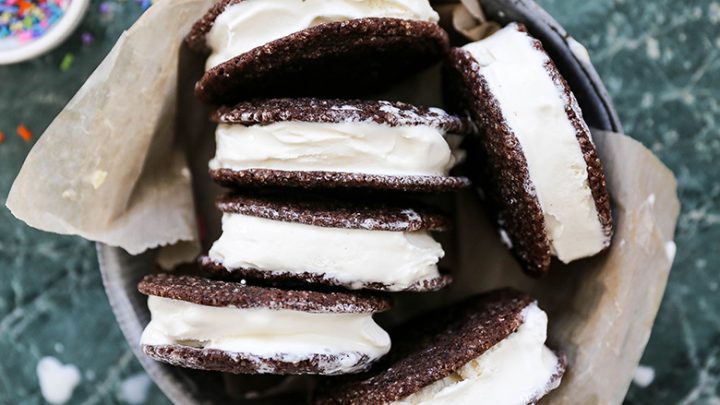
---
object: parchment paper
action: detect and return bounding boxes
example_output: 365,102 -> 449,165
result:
6,0 -> 680,404
6,0 -> 215,267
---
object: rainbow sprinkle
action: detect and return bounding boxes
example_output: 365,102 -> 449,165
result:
16,124 -> 32,142
0,0 -> 70,43
136,0 -> 151,11
59,51 -> 72,70
80,30 -> 91,45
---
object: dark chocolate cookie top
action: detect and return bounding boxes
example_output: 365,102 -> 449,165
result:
213,98 -> 471,133
216,192 -> 450,232
138,274 -> 392,313
194,17 -> 449,104
315,289 -> 536,404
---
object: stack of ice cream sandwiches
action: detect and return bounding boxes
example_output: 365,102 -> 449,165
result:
139,1 -> 616,403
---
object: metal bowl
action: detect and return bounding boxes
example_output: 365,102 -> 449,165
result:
98,1 -> 621,403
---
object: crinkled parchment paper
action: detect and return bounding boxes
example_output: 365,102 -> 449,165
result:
6,0 -> 680,403
6,0 -> 215,267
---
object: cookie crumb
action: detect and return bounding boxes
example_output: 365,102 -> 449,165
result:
90,170 -> 108,189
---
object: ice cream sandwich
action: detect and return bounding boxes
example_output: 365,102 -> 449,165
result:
187,0 -> 449,104
446,23 -> 613,276
315,288 -> 566,404
139,274 -> 392,375
199,192 -> 452,292
208,98 -> 471,192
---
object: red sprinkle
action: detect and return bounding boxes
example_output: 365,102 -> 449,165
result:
17,0 -> 31,13
0,131 -> 5,144
17,124 -> 32,142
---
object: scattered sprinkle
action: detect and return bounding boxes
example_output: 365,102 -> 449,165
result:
59,52 -> 74,71
16,124 -> 32,142
0,0 -> 70,43
136,0 -> 151,10
90,170 -> 108,189
98,1 -> 110,14
36,356 -> 81,405
80,31 -> 93,45
633,365 -> 655,388
118,372 -> 152,405
0,131 -> 5,144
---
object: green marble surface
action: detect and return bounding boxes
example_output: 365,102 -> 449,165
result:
0,0 -> 717,404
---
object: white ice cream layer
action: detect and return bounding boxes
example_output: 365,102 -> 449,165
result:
205,0 -> 439,69
462,24 -> 608,263
392,303 -> 562,405
208,213 -> 444,291
209,121 -> 458,177
140,296 -> 391,374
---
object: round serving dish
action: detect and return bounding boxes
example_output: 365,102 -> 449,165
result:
0,0 -> 89,65
98,0 -> 622,403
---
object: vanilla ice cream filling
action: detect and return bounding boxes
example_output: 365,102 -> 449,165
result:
205,0 -> 440,69
140,296 -> 391,373
208,213 -> 444,291
463,24 -> 608,263
209,121 -> 458,177
392,303 -> 561,405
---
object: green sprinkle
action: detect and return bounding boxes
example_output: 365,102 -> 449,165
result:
59,53 -> 74,71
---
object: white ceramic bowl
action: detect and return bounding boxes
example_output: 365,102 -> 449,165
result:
0,0 -> 89,65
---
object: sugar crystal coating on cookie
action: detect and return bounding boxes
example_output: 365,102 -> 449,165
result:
315,289 -> 567,404
139,274 -> 392,375
186,0 -> 447,104
446,23 -> 612,275
203,192 -> 452,292
215,192 -> 450,232
209,98 -> 471,191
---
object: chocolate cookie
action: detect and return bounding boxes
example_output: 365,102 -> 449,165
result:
315,289 -> 567,404
209,169 -> 470,192
212,98 -> 470,131
139,274 -> 392,375
445,23 -> 612,276
138,273 -> 392,313
200,192 -> 453,292
214,192 -> 450,232
208,98 -> 471,192
188,0 -> 449,104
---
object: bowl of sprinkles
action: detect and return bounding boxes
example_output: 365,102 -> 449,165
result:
0,0 -> 89,64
